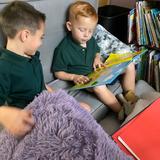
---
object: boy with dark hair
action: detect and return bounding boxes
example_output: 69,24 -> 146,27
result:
0,0 -> 47,137
52,1 -> 137,120
0,1 -> 91,137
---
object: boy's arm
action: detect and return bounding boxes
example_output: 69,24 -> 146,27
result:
0,106 -> 34,137
55,71 -> 90,85
55,71 -> 76,81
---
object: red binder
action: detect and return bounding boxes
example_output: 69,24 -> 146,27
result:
112,98 -> 160,160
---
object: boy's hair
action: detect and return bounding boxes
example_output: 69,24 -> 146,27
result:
67,1 -> 98,22
0,0 -> 46,39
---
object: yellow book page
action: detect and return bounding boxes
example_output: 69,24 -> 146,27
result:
105,51 -> 141,67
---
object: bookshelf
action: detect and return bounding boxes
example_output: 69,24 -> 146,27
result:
128,1 -> 160,91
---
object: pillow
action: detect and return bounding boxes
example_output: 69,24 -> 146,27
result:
93,24 -> 133,59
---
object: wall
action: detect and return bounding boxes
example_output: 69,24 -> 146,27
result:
110,0 -> 136,8
99,0 -> 108,6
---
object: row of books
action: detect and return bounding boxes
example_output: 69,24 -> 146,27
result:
128,1 -> 160,48
136,49 -> 160,91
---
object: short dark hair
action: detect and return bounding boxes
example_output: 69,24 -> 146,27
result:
0,0 -> 46,38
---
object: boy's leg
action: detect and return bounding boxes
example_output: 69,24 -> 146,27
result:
121,62 -> 136,93
79,102 -> 91,112
121,62 -> 138,102
91,85 -> 126,120
91,85 -> 122,113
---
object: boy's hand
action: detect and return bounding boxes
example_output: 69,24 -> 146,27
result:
73,75 -> 90,85
93,54 -> 105,71
45,84 -> 54,93
0,107 -> 35,137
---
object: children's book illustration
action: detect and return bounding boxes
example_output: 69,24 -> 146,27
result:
71,49 -> 147,90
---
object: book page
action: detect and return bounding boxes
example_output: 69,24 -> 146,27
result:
70,49 -> 148,90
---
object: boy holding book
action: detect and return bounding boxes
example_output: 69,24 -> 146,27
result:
52,1 -> 137,120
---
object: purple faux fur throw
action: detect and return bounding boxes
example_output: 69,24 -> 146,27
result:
0,90 -> 133,160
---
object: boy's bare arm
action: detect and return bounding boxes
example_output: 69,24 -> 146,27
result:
55,71 -> 90,85
0,106 -> 34,137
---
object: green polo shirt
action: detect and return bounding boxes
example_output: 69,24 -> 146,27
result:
0,48 -> 45,108
52,34 -> 100,75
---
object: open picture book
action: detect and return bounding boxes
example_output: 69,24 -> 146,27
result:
70,49 -> 147,90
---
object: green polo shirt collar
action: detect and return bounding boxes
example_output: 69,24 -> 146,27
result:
0,48 -> 30,63
67,34 -> 87,52
0,48 -> 40,65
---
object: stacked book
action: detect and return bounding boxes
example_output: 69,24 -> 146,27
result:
147,50 -> 160,91
136,49 -> 160,91
128,1 -> 160,49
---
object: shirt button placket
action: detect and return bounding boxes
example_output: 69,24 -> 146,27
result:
82,48 -> 86,64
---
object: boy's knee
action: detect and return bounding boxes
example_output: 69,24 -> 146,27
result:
92,85 -> 107,93
125,62 -> 135,73
128,62 -> 135,70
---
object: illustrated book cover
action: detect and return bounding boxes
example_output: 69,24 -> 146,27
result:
70,49 -> 147,90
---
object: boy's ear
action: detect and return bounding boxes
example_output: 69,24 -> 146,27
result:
66,21 -> 72,31
20,29 -> 30,42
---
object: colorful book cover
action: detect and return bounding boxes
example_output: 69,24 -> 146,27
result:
147,50 -> 156,83
128,8 -> 136,44
156,13 -> 160,29
147,11 -> 159,48
150,9 -> 160,43
136,2 -> 141,45
70,49 -> 148,90
144,13 -> 154,46
136,1 -> 160,48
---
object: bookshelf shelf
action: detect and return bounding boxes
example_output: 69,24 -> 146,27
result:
128,1 -> 160,91
128,1 -> 160,48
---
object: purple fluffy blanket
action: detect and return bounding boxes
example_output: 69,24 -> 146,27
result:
0,90 -> 133,160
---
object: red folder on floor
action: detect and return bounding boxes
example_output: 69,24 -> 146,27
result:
112,98 -> 160,160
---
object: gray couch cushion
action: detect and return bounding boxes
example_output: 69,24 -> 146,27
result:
48,80 -> 121,121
